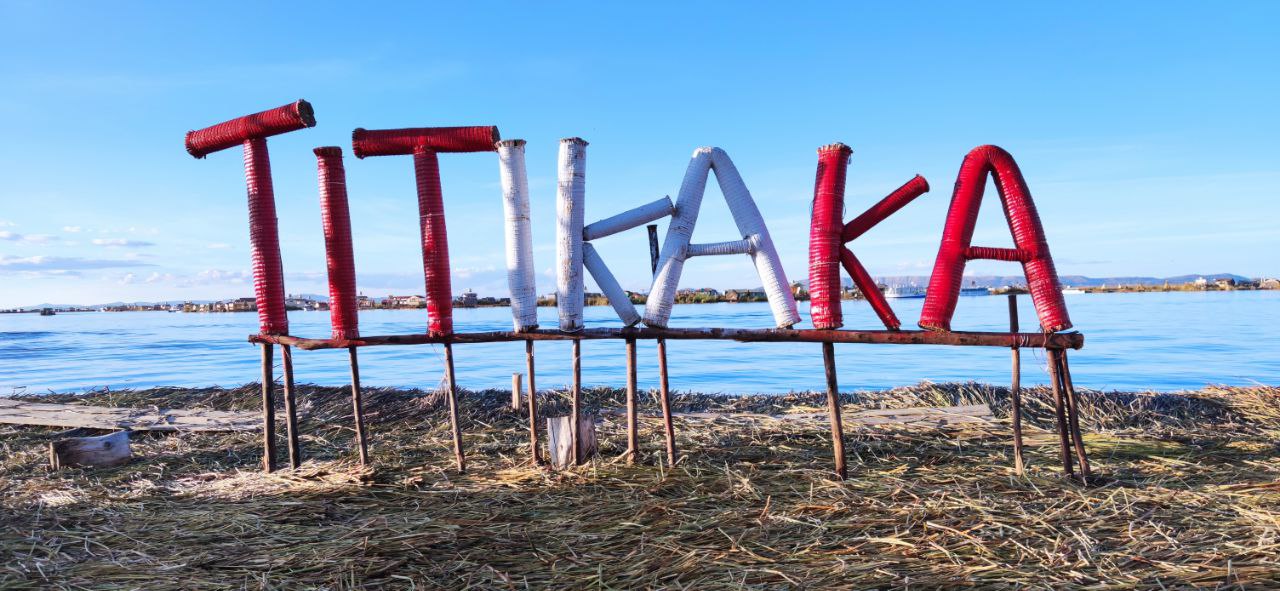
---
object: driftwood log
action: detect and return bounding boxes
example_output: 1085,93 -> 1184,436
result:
49,431 -> 131,470
547,414 -> 597,469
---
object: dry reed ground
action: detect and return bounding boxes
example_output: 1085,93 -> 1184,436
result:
1,381 -> 1278,589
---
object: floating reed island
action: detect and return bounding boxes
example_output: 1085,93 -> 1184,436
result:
2,382 -> 1278,589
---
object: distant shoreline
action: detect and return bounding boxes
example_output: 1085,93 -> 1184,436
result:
5,282 -> 1275,315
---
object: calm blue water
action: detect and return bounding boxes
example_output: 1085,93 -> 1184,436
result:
1,291 -> 1276,394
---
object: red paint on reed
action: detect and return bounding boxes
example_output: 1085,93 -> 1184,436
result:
840,247 -> 901,330
919,145 -> 1070,332
414,149 -> 452,336
185,100 -> 315,158
841,175 -> 930,243
807,144 -> 930,331
315,147 -> 359,340
244,138 -> 289,335
351,126 -> 498,158
808,143 -> 851,330
348,125 -> 500,336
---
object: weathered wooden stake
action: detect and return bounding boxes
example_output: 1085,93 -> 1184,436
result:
525,339 -> 542,465
281,345 -> 302,469
625,337 -> 639,464
1058,351 -> 1092,482
443,342 -> 466,473
647,224 -> 660,275
348,346 -> 369,466
656,338 -> 677,466
547,414 -> 597,469
571,339 -> 583,465
1046,349 -> 1075,477
260,343 -> 277,473
1008,294 -> 1025,475
511,373 -> 523,411
822,341 -> 847,480
49,431 -> 131,470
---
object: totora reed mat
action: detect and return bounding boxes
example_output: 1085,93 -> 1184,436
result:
2,382 -> 1278,589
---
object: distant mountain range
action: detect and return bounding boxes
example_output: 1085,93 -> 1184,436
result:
786,273 -> 1256,291
10,276 -> 1262,311
854,273 -> 1255,289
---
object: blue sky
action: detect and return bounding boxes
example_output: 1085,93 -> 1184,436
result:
1,2 -> 1277,307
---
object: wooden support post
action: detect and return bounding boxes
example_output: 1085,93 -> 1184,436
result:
49,431 -> 131,470
1008,294 -> 1025,475
443,342 -> 466,473
547,414 -> 597,469
281,344 -> 302,469
348,346 -> 370,467
525,339 -> 541,465
647,224 -> 660,275
1046,349 -> 1075,478
656,338 -> 677,466
625,337 -> 639,464
822,341 -> 847,480
260,343 -> 277,473
511,373 -> 523,411
571,339 -> 582,465
1058,351 -> 1092,482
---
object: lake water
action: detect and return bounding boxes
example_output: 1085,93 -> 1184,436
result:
1,291 -> 1277,394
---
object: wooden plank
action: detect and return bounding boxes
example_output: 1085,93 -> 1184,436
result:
0,398 -> 259,432
598,404 -> 993,427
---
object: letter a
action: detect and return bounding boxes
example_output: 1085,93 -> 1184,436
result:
919,145 -> 1071,332
645,147 -> 799,329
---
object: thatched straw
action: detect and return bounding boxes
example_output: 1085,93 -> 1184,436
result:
2,382 -> 1278,588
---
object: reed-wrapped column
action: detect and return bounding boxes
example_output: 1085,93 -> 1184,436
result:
497,139 -> 538,332
556,137 -> 588,332
809,143 -> 851,330
315,146 -> 369,466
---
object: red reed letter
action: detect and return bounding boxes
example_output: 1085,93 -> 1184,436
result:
807,143 -> 929,330
919,145 -> 1070,332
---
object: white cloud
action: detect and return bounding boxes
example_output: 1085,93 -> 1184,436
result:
0,254 -> 150,275
0,220 -> 14,227
176,269 -> 252,287
0,231 -> 57,244
118,273 -> 138,285
63,226 -> 82,233
92,238 -> 155,248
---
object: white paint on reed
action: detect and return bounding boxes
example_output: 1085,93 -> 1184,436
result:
644,147 -> 799,328
497,140 -> 538,331
556,138 -> 588,332
582,196 -> 674,241
583,242 -> 642,326
686,238 -> 753,258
